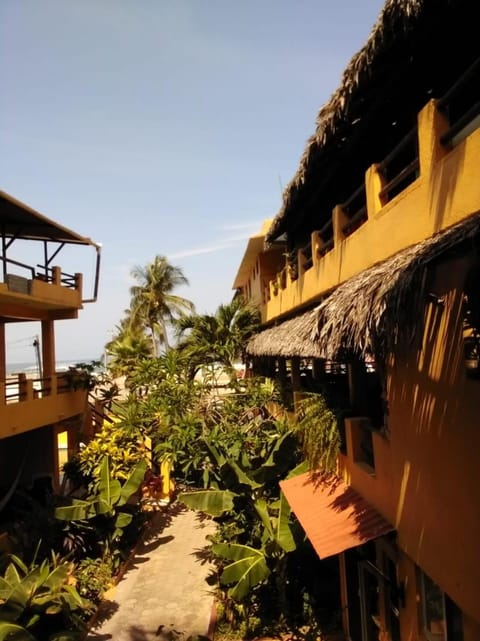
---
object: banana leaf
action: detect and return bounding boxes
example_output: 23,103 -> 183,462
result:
119,459 -> 148,504
275,491 -> 296,553
253,498 -> 274,540
218,460 -> 261,492
250,432 -> 296,484
179,490 -> 236,516
212,543 -> 270,601
0,623 -> 35,641
54,499 -> 93,521
97,457 -> 121,512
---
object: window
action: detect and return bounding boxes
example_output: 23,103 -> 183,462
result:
420,571 -> 463,641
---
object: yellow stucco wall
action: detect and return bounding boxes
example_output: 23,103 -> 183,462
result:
0,388 -> 88,440
262,101 -> 480,322
339,254 -> 480,629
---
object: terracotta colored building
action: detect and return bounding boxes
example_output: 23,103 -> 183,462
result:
233,1 -> 480,639
0,191 -> 101,501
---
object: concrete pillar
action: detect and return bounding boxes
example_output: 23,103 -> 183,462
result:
0,322 -> 6,383
418,99 -> 450,176
332,205 -> 350,248
365,163 -> 387,216
41,320 -> 55,378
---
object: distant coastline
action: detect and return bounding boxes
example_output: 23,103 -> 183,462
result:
6,359 -> 98,376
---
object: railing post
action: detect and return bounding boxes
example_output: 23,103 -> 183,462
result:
0,381 -> 5,406
311,231 -> 323,267
18,373 -> 27,401
75,272 -> 83,295
52,266 -> 61,286
333,205 -> 349,246
365,163 -> 387,216
417,99 -> 450,177
50,374 -> 57,396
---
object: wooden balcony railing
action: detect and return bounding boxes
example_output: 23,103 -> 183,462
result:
341,184 -> 368,237
378,127 -> 419,202
438,56 -> 480,148
2,372 -> 80,405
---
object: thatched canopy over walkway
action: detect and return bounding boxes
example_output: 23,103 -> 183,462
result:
248,212 -> 480,361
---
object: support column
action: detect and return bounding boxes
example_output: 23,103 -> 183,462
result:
0,321 -> 6,383
41,320 -> 55,378
418,99 -> 449,176
365,163 -> 387,216
290,357 -> 301,391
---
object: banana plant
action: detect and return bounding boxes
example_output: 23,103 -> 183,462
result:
55,456 -> 147,557
179,427 -> 308,602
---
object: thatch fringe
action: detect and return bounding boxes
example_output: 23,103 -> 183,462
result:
248,213 -> 480,360
246,308 -> 320,358
266,0 -> 428,243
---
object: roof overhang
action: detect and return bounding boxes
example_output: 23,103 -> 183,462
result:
248,212 -> 480,361
280,472 -> 394,559
247,306 -> 321,358
0,191 -> 99,247
232,219 -> 273,290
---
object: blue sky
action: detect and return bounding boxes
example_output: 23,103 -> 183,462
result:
0,0 -> 384,363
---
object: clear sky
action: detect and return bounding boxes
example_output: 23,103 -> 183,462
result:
0,0 -> 384,363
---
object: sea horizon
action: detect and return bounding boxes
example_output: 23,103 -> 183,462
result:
6,358 -> 100,376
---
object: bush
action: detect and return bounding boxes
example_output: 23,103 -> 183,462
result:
76,557 -> 113,604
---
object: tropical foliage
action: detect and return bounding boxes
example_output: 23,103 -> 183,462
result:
176,297 -> 259,380
55,456 -> 147,567
0,552 -> 90,641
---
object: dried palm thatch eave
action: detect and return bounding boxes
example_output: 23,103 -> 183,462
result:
246,308 -> 321,358
249,212 -> 480,361
265,0 -> 428,244
313,212 -> 480,361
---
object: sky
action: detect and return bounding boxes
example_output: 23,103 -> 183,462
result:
0,0 -> 385,364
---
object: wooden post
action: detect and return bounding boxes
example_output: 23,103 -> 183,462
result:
41,320 -> 56,379
291,357 -> 301,391
0,322 -> 6,384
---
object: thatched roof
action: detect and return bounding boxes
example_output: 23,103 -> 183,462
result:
266,0 -> 477,245
248,212 -> 480,360
246,307 -> 320,358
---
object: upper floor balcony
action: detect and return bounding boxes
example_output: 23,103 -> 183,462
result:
261,59 -> 480,323
0,191 -> 101,321
0,370 -> 88,439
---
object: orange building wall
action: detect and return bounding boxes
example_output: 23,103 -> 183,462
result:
339,254 -> 480,627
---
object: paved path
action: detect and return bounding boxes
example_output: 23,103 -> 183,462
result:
87,503 -> 216,641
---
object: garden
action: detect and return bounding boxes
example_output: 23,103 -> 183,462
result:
0,257 -> 343,640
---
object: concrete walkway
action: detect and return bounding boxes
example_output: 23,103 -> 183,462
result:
87,503 -> 217,641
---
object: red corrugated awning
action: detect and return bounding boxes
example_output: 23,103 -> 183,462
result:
280,472 -> 394,559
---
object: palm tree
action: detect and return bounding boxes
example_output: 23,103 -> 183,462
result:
176,297 -> 260,380
129,256 -> 193,355
106,324 -> 152,380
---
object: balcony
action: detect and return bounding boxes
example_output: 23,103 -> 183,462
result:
0,263 -> 83,318
0,191 -> 101,321
0,371 -> 88,439
263,71 -> 480,323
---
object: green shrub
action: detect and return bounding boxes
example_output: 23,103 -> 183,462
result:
76,557 -> 112,604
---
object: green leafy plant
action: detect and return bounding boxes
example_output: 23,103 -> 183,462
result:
75,557 -> 112,604
55,456 -> 147,566
0,551 -> 90,641
294,393 -> 340,473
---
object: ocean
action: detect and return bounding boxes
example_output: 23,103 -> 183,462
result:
6,359 -> 98,376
